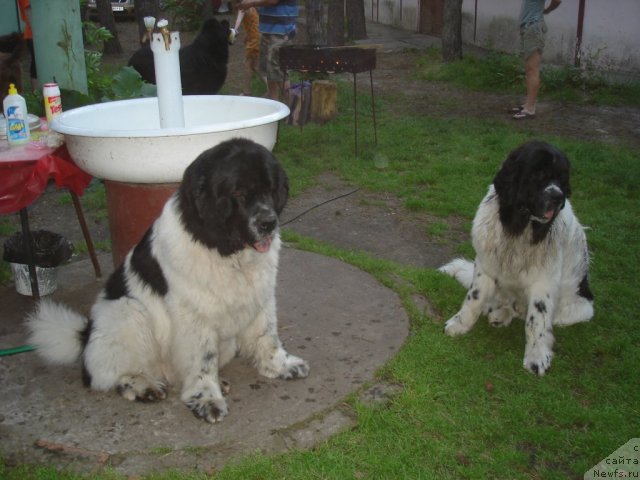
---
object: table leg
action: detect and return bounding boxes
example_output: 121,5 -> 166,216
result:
19,208 -> 40,300
70,191 -> 102,278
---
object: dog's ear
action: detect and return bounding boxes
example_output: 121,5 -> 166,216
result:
551,146 -> 572,199
273,165 -> 289,215
493,145 -> 523,201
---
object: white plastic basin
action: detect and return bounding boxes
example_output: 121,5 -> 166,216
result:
51,95 -> 290,183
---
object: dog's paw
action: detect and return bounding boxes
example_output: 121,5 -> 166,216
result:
444,314 -> 470,336
488,308 -> 514,328
220,378 -> 231,396
185,394 -> 228,424
280,354 -> 310,380
258,350 -> 310,380
116,375 -> 167,403
523,346 -> 553,376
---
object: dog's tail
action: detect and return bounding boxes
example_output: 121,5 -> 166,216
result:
26,299 -> 88,365
438,258 -> 475,289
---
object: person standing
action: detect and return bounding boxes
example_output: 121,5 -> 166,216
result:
17,0 -> 37,91
237,0 -> 298,101
513,0 -> 561,120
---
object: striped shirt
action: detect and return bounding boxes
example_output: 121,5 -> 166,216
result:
258,0 -> 298,36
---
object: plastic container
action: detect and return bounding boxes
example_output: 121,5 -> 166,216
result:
3,230 -> 74,296
10,263 -> 58,296
3,83 -> 31,146
43,82 -> 63,123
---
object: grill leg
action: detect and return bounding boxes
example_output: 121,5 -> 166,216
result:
370,69 -> 378,145
353,72 -> 358,156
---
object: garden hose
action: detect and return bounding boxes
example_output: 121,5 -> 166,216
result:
0,344 -> 36,357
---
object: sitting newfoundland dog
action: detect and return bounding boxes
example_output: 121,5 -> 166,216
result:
439,140 -> 593,376
28,138 -> 309,423
128,17 -> 230,95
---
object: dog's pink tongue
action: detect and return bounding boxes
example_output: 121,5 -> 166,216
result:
253,236 -> 272,253
544,209 -> 556,220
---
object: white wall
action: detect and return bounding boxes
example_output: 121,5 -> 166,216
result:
366,0 -> 640,75
461,0 -> 640,73
367,0 -> 420,31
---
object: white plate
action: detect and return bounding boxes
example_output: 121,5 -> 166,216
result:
0,114 -> 41,136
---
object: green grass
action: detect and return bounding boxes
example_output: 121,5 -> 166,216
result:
2,62 -> 639,480
418,46 -> 640,106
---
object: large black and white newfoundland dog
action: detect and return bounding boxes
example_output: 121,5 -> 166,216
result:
27,138 -> 309,423
439,140 -> 593,376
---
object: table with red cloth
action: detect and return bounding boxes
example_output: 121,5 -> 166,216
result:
0,139 -> 102,299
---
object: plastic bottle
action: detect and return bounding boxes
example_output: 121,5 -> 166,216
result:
3,83 -> 31,146
43,83 -> 62,124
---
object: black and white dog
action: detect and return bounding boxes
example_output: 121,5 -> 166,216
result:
439,140 -> 593,376
28,138 -> 309,423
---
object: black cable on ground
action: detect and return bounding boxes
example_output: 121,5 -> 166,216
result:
281,188 -> 361,227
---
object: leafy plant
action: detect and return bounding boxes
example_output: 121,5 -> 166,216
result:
161,0 -> 208,32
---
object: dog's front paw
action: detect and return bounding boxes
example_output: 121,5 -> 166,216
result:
117,375 -> 167,403
280,354 -> 310,380
258,349 -> 310,380
185,394 -> 228,423
523,346 -> 553,376
488,307 -> 514,328
444,314 -> 470,336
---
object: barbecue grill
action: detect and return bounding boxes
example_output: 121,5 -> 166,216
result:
280,45 -> 378,154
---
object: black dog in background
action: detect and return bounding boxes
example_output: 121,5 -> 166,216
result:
0,32 -> 25,104
128,18 -> 230,95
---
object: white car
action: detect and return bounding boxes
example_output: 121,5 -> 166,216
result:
87,0 -> 135,18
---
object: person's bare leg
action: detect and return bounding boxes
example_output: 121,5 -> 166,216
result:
266,81 -> 280,101
523,50 -> 541,113
243,57 -> 253,95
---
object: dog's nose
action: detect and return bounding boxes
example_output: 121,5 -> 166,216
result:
257,213 -> 277,234
545,184 -> 564,201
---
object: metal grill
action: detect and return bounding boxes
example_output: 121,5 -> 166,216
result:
279,45 -> 377,74
279,45 -> 378,155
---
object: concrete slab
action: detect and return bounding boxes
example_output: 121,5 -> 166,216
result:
0,247 -> 408,475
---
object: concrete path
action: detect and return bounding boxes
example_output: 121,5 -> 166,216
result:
0,247 -> 408,475
0,20 -> 433,475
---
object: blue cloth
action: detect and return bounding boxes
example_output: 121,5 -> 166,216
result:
519,0 -> 545,27
258,0 -> 298,36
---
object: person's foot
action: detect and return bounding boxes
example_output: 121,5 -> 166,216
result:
513,109 -> 536,120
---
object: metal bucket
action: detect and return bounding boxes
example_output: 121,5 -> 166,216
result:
10,263 -> 58,296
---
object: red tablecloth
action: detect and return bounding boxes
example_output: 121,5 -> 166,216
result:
0,142 -> 92,215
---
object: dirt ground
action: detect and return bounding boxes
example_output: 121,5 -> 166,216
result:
3,17 -> 639,273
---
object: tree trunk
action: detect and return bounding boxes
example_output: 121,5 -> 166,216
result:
306,0 -> 325,45
345,0 -> 366,41
326,0 -> 344,46
134,0 -> 161,45
311,80 -> 337,124
96,0 -> 123,54
442,0 -> 463,62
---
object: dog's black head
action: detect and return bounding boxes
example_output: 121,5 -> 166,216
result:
178,138 -> 289,256
179,18 -> 230,94
195,17 -> 232,50
493,140 -> 571,243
